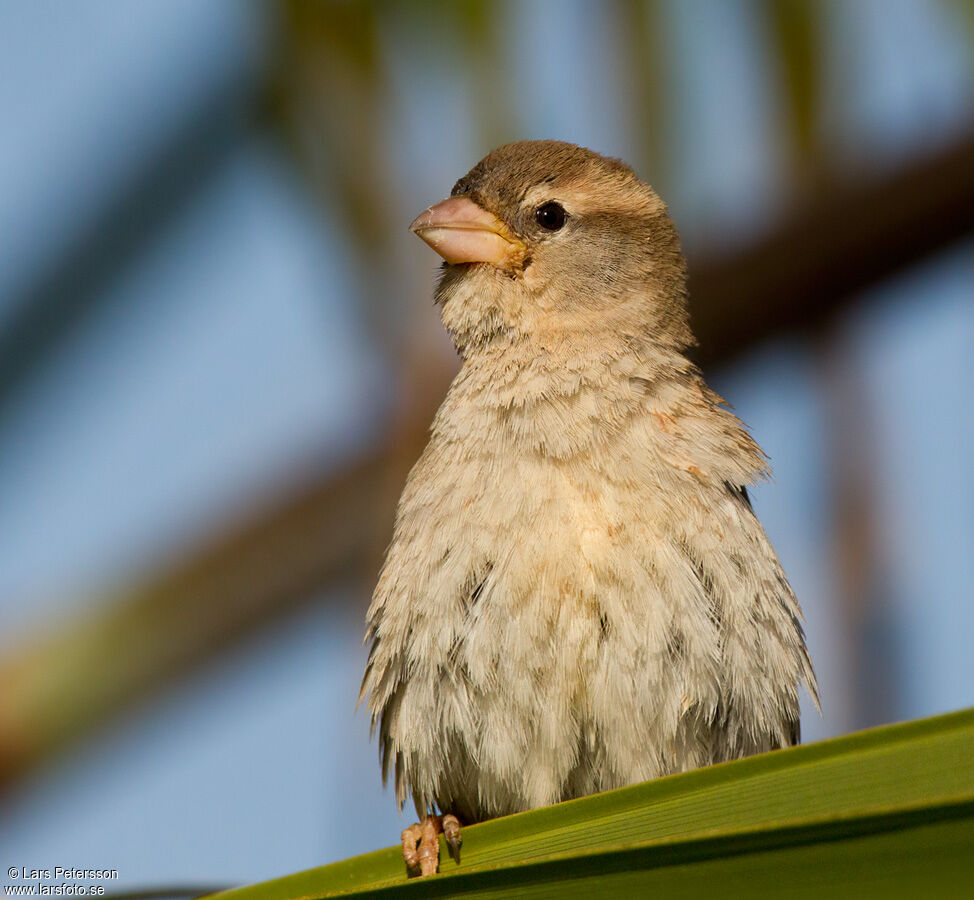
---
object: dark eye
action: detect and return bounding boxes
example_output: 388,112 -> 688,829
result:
535,201 -> 567,231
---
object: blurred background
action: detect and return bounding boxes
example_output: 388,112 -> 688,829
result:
0,0 -> 972,890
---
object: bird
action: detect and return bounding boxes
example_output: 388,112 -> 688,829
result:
360,140 -> 817,877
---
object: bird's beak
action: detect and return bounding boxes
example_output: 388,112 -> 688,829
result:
409,196 -> 525,266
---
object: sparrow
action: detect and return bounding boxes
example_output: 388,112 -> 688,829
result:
361,140 -> 817,877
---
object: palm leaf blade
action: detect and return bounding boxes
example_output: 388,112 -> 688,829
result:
212,708 -> 974,898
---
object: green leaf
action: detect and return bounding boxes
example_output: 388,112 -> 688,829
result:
212,708 -> 974,898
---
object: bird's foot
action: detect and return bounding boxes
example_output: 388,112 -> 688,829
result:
401,814 -> 462,877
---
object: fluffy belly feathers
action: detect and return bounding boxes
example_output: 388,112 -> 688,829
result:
372,451 -> 728,820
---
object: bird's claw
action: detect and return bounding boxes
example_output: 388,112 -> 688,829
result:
443,813 -> 462,863
401,814 -> 462,876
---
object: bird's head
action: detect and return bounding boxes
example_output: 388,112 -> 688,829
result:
410,140 -> 693,356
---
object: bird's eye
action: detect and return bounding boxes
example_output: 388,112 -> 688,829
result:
535,201 -> 567,231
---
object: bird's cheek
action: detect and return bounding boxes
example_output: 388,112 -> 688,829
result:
519,249 -> 568,301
